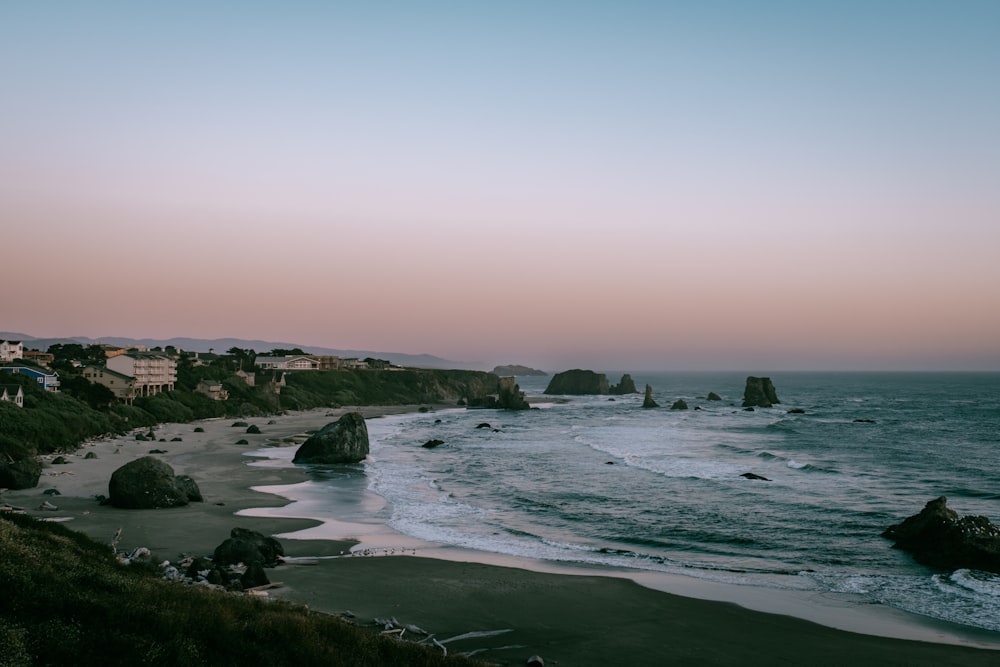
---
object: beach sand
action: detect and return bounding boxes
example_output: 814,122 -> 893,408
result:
5,407 -> 1000,666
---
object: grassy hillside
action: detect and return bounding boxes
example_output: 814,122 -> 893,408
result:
0,512 -> 482,667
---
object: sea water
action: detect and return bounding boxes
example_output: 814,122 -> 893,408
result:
248,372 -> 1000,634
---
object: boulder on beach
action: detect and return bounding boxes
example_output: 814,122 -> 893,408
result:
0,457 -> 42,490
213,527 -> 285,567
544,369 -> 610,395
292,412 -> 369,464
742,377 -> 780,408
108,456 -> 202,509
882,496 -> 1000,573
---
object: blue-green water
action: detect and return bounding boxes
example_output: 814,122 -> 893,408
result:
261,372 -> 1000,632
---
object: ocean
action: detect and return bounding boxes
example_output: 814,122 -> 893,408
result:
245,372 -> 1000,635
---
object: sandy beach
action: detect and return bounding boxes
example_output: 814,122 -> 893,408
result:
6,407 -> 1000,666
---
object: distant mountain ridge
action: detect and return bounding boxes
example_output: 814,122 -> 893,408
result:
0,332 -> 481,370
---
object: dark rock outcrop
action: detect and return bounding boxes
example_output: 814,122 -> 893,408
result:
742,377 -> 780,408
740,472 -> 770,481
544,369 -> 610,395
642,384 -> 659,408
108,456 -> 202,509
609,374 -> 638,395
707,392 -> 722,401
492,365 -> 547,377
882,496 -> 1000,573
213,527 -> 285,567
670,399 -> 689,410
497,376 -> 530,410
0,457 -> 42,490
292,412 -> 369,464
422,439 -> 445,449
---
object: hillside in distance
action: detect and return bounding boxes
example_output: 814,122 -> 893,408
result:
0,332 -> 481,370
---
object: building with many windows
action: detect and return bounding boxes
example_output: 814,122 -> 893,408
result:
105,352 -> 176,396
80,365 -> 138,402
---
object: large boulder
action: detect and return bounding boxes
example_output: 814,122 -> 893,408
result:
293,412 -> 369,464
544,369 -> 610,395
0,457 -> 42,490
882,496 -> 1000,573
742,376 -> 780,408
108,456 -> 201,509
213,527 -> 284,567
609,374 -> 638,395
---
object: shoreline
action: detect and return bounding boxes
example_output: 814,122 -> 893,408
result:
6,406 -> 1000,664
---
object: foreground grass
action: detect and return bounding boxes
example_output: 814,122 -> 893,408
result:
0,513 -> 482,667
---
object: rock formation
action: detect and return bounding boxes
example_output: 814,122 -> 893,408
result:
609,374 -> 638,395
213,527 -> 285,567
670,399 -> 688,410
108,456 -> 202,509
492,364 -> 547,377
642,384 -> 659,408
544,369 -> 610,395
292,412 -> 369,464
742,376 -> 780,408
882,496 -> 1000,573
497,376 -> 530,409
467,377 -> 531,410
0,457 -> 42,490
707,392 -> 722,401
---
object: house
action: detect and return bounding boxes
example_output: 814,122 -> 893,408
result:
105,352 -> 176,396
80,365 -> 138,402
0,384 -> 24,407
195,379 -> 229,401
0,365 -> 60,392
0,340 -> 24,362
22,350 -> 54,367
235,369 -> 255,386
254,355 -> 320,371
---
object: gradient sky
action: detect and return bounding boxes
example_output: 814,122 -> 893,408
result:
3,2 -> 998,371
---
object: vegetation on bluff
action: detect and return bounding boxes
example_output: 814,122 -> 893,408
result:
0,350 -> 500,461
0,512 -> 481,667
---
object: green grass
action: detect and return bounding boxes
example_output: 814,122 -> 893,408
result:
0,513 -> 482,667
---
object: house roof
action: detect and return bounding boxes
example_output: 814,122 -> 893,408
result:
81,364 -> 135,381
1,340 -> 22,345
0,383 -> 23,394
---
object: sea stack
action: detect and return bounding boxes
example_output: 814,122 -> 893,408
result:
742,376 -> 780,408
544,369 -> 610,395
642,384 -> 659,408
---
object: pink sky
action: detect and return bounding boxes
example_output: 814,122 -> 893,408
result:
3,3 -> 998,371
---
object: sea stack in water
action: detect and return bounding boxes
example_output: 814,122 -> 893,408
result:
742,376 -> 780,408
293,412 -> 369,464
642,384 -> 659,408
544,369 -> 610,395
882,496 -> 1000,573
609,373 -> 638,395
108,456 -> 202,509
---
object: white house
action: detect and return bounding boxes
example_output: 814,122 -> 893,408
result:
0,383 -> 24,407
0,340 -> 24,362
254,355 -> 320,371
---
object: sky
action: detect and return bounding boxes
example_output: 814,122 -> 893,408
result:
2,1 -> 998,371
